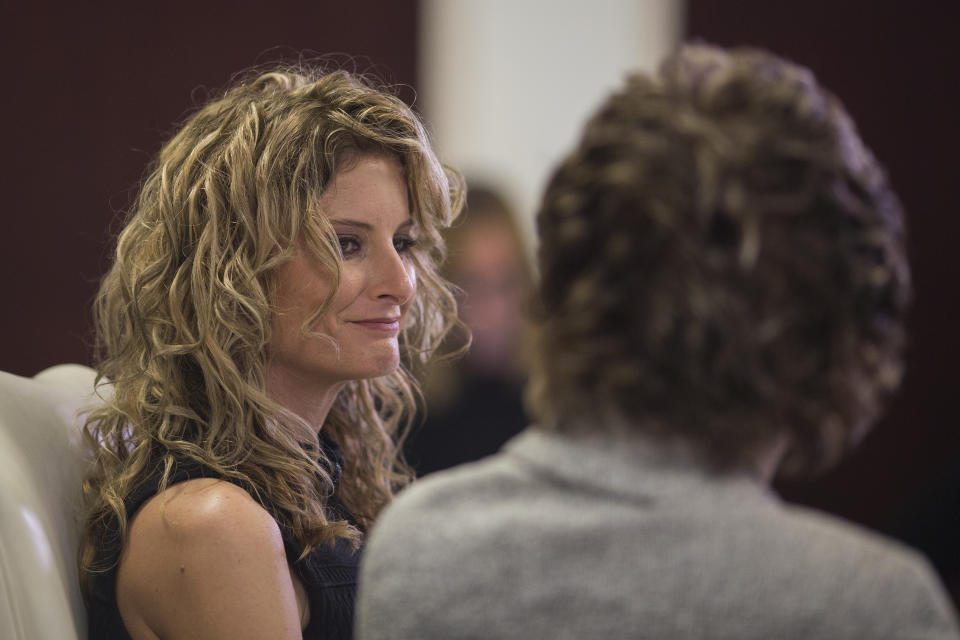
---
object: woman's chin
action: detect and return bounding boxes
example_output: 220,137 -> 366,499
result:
349,354 -> 401,382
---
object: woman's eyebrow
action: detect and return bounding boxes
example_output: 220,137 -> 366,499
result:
330,219 -> 371,230
330,218 -> 414,231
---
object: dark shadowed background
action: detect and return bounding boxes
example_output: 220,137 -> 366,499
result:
1,0 -> 417,374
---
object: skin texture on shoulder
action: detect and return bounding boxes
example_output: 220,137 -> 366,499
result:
115,478 -> 306,639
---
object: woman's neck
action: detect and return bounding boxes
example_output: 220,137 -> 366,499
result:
265,366 -> 345,433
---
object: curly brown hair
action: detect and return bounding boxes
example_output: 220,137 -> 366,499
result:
80,65 -> 465,591
528,44 -> 910,476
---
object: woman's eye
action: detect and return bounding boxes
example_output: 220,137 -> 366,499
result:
394,236 -> 417,253
338,236 -> 361,257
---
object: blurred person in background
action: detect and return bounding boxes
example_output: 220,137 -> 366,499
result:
405,186 -> 532,475
357,44 -> 960,639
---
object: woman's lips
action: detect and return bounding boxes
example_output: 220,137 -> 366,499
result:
350,318 -> 401,332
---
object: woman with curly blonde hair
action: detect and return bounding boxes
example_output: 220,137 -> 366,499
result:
81,65 -> 464,639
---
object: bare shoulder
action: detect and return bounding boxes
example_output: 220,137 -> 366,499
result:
132,477 -> 278,542
117,478 -> 303,640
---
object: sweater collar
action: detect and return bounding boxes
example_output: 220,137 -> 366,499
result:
503,427 -> 777,507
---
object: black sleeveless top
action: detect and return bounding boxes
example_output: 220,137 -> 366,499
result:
87,438 -> 361,639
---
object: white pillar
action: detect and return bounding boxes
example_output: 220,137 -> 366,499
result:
419,0 -> 685,251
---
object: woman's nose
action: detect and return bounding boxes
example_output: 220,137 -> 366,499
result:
373,245 -> 416,304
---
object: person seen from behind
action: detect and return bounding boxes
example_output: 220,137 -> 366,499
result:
356,43 -> 960,639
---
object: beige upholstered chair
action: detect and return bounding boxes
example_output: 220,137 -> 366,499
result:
0,364 -> 98,639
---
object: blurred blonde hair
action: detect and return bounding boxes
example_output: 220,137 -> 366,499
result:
80,65 -> 464,590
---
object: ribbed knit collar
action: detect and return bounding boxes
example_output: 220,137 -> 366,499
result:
503,427 -> 778,508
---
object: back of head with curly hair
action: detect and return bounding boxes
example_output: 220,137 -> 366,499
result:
80,65 -> 465,591
528,44 -> 910,476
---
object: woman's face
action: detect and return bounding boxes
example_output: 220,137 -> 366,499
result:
267,153 -> 418,392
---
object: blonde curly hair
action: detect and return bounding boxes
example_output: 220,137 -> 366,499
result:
80,65 -> 465,590
528,44 -> 910,476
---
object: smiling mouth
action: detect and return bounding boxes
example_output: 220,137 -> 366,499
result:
350,318 -> 401,332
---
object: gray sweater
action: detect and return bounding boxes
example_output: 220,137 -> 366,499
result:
357,428 -> 960,639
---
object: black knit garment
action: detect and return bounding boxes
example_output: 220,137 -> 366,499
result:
86,437 -> 360,640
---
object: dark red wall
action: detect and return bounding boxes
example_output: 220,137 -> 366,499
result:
1,1 -> 417,376
688,0 -> 960,559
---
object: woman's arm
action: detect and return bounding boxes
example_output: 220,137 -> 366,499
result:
116,478 -> 305,639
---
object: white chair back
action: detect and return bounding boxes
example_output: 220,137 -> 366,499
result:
0,364 -> 99,640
